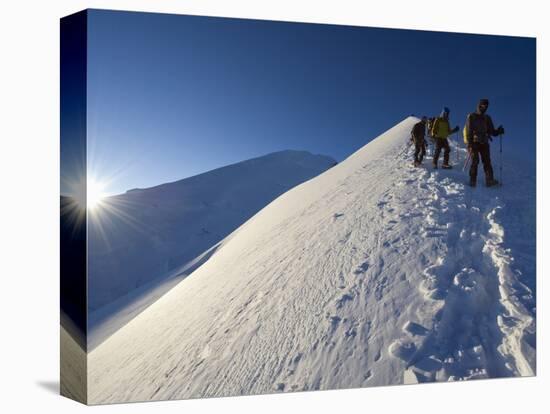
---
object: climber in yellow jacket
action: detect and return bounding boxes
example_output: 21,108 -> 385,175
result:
431,107 -> 459,169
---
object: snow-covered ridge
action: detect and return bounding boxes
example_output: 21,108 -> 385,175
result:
88,117 -> 535,403
88,149 -> 336,314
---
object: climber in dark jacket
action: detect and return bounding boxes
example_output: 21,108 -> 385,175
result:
464,98 -> 504,187
410,116 -> 427,167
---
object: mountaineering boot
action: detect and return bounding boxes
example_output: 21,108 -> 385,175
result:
441,163 -> 453,169
486,178 -> 499,187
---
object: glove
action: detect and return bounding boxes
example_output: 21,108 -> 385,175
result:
497,125 -> 505,135
452,126 -> 459,134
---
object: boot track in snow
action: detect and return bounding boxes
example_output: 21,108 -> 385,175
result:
388,139 -> 535,383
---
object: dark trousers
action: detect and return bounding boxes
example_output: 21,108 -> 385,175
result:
433,138 -> 450,166
469,142 -> 494,183
414,141 -> 426,164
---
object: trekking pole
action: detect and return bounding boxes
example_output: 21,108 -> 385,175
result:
456,131 -> 460,164
499,133 -> 503,186
462,151 -> 472,172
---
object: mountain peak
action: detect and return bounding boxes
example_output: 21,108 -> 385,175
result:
87,148 -> 337,348
124,149 -> 337,195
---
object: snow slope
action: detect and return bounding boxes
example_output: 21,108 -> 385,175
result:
88,117 -> 535,403
88,150 -> 336,346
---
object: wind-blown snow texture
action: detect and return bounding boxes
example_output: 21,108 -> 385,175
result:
88,117 -> 535,404
87,150 -> 336,347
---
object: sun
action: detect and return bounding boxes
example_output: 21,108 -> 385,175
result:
87,178 -> 107,209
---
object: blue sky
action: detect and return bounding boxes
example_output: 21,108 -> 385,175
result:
86,9 -> 536,195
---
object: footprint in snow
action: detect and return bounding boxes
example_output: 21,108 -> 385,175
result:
328,315 -> 341,328
273,383 -> 285,391
389,339 -> 416,361
335,292 -> 354,309
354,260 -> 370,275
282,353 -> 304,377
402,321 -> 430,336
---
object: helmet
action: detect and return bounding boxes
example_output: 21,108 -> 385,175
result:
478,99 -> 489,113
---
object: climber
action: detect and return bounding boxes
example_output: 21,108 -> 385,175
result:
464,98 -> 504,187
410,116 -> 428,167
431,107 -> 459,169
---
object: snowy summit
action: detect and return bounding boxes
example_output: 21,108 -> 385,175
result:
87,150 -> 336,349
88,117 -> 535,403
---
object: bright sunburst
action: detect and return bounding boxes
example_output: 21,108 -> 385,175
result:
87,178 -> 107,209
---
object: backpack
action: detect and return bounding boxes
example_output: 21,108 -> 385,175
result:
431,117 -> 450,139
411,121 -> 425,142
427,118 -> 434,135
464,113 -> 493,144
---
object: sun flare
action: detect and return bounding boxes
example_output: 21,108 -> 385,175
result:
87,178 -> 106,209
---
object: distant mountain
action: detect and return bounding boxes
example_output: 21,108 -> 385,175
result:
89,118 -> 535,403
88,150 -> 336,316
